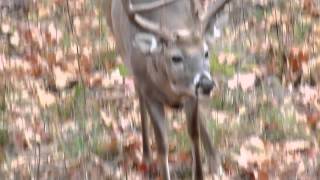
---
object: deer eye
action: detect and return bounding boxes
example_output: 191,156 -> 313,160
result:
204,51 -> 209,59
171,56 -> 183,63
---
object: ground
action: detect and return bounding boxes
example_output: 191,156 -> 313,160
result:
1,0 -> 320,179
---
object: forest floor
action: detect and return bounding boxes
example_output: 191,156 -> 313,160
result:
1,0 -> 320,179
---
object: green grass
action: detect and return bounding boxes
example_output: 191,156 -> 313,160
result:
253,7 -> 267,22
211,92 -> 236,111
0,84 -> 6,115
62,31 -> 72,49
210,53 -> 235,78
62,135 -> 87,158
94,48 -> 117,71
0,129 -> 9,147
171,129 -> 190,152
258,102 -> 309,142
293,20 -> 311,44
118,63 -> 129,77
206,119 -> 223,146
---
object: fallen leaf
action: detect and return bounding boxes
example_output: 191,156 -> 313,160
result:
218,52 -> 236,65
228,73 -> 256,91
257,169 -> 269,180
47,22 -> 62,44
36,86 -> 56,107
100,110 -> 112,128
10,31 -> 20,47
53,66 -> 76,90
306,111 -> 320,128
244,136 -> 265,152
1,23 -> 10,34
284,140 -> 311,153
172,121 -> 183,132
299,85 -> 317,104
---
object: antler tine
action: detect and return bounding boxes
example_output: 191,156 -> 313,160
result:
190,0 -> 201,19
133,14 -> 176,41
122,0 -> 195,41
200,0 -> 232,34
121,0 -> 175,41
129,0 -> 176,14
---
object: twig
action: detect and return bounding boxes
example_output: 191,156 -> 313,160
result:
36,143 -> 41,180
65,0 -> 87,110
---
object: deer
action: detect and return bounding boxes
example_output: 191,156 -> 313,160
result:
105,0 -> 231,179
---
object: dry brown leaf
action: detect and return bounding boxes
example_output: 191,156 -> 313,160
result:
0,54 -> 8,72
124,133 -> 141,152
172,121 -> 183,132
228,73 -> 256,91
245,136 -> 265,152
53,66 -> 76,90
100,110 -> 112,128
38,5 -> 50,18
47,23 -> 62,44
233,136 -> 270,171
36,86 -> 56,107
218,52 -> 236,65
73,16 -> 81,36
306,111 -> 320,128
10,155 -> 27,169
10,31 -> 20,47
89,73 -> 103,88
257,169 -> 269,180
47,52 -> 56,67
284,140 -> 311,153
1,22 -> 10,34
80,56 -> 92,74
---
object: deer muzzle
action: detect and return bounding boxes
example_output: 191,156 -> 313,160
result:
194,72 -> 215,96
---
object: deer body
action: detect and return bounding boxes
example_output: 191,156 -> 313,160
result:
105,0 -> 231,179
109,0 -> 196,106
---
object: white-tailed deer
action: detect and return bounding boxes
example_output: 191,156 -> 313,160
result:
105,0 -> 231,179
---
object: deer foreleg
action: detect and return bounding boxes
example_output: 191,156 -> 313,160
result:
145,98 -> 170,180
185,98 -> 203,180
138,93 -> 151,163
199,118 -> 221,176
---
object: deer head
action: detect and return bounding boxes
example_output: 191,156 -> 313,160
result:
123,0 -> 231,98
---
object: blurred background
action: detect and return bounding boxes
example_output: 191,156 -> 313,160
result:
0,0 -> 320,179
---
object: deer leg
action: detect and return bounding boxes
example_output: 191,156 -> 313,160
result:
138,93 -> 151,163
145,98 -> 170,180
199,119 -> 221,176
184,98 -> 203,180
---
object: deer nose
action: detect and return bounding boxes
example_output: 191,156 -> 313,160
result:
199,75 -> 214,95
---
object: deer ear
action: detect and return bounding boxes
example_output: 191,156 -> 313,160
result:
205,13 -> 228,46
205,24 -> 221,46
133,33 -> 159,54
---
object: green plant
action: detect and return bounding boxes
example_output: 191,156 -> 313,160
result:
62,135 -> 86,158
0,129 -> 9,147
94,48 -> 117,71
258,103 -> 305,142
210,53 -> 235,77
118,64 -> 128,77
293,20 -> 311,44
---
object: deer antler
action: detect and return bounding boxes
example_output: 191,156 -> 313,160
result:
200,0 -> 232,34
128,0 -> 176,14
133,14 -> 176,41
190,0 -> 201,19
122,0 -> 179,41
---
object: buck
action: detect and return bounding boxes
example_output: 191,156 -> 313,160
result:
105,0 -> 231,179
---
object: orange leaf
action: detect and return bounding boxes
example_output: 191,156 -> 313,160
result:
257,170 -> 269,180
307,111 -> 320,128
